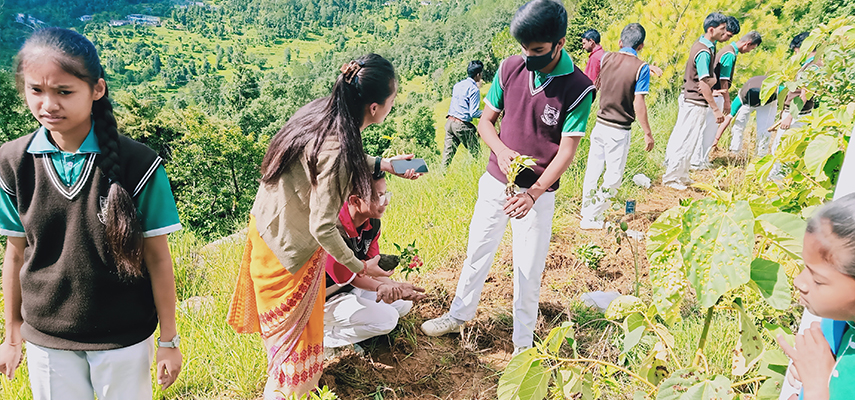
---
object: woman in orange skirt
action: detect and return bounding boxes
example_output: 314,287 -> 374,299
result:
228,54 -> 411,399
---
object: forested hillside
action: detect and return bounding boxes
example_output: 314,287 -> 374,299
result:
0,0 -> 852,239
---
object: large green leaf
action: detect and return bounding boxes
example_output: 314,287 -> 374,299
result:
750,258 -> 792,310
605,295 -> 644,320
757,349 -> 789,400
498,348 -> 538,400
545,321 -> 574,355
679,199 -> 754,308
623,312 -> 646,355
639,342 -> 671,386
757,212 -> 806,261
656,368 -> 703,400
647,206 -> 686,264
681,375 -> 733,400
731,299 -> 764,376
803,134 -> 839,178
516,359 -> 550,400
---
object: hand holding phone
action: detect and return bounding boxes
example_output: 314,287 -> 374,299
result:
390,158 -> 429,174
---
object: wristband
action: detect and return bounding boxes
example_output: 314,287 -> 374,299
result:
525,192 -> 536,203
373,156 -> 383,179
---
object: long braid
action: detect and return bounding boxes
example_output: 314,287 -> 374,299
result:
92,91 -> 145,278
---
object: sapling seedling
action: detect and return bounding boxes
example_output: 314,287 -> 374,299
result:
504,155 -> 537,196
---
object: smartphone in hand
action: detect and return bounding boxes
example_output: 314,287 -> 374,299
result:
390,158 -> 429,174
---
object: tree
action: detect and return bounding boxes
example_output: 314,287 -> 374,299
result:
0,72 -> 36,143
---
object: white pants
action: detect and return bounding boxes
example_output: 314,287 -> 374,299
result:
449,173 -> 556,348
690,96 -> 724,169
663,95 -> 708,186
729,103 -> 776,156
580,123 -> 631,225
324,288 -> 413,348
26,337 -> 155,400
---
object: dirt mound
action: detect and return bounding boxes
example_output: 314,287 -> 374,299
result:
319,182 -> 703,399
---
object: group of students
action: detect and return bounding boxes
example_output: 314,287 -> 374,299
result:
0,1 -> 849,400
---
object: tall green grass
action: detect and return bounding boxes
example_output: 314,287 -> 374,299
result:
0,93 -> 689,399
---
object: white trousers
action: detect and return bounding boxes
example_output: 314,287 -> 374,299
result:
324,288 -> 413,348
728,103 -> 777,156
663,95 -> 708,186
580,123 -> 631,224
26,337 -> 155,400
691,96 -> 724,169
449,173 -> 556,348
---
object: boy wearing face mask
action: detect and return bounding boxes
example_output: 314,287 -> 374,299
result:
421,0 -> 595,354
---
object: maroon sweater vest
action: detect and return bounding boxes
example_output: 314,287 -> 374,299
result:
486,55 -> 596,191
0,133 -> 162,350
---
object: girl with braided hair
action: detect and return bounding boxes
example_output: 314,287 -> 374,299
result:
227,53 -> 418,398
0,28 -> 182,398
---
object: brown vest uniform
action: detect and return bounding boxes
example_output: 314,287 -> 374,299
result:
712,44 -> 737,90
485,55 -> 595,191
595,51 -> 647,130
0,133 -> 162,351
683,40 -> 716,106
739,75 -> 777,107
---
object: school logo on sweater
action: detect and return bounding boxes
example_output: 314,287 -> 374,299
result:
97,196 -> 108,225
541,104 -> 560,126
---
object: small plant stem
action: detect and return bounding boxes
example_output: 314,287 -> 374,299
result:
642,314 -> 683,370
552,356 -> 658,392
731,376 -> 767,388
694,307 -> 715,367
631,238 -> 640,297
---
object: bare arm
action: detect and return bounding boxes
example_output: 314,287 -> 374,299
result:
0,237 -> 26,379
634,94 -> 654,151
699,80 -> 724,123
505,136 -> 581,219
144,235 -> 182,390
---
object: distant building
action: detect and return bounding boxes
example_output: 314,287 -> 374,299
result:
109,20 -> 131,27
79,15 -> 93,22
127,14 -> 161,26
15,13 -> 25,24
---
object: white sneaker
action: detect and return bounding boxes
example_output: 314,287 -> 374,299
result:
665,182 -> 688,191
421,314 -> 463,336
579,219 -> 604,230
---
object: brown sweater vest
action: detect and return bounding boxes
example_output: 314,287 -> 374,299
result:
0,133 -> 162,350
739,75 -> 777,107
486,55 -> 596,191
683,41 -> 716,106
712,44 -> 737,90
595,51 -> 647,130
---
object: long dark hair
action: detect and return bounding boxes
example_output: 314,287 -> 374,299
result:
260,53 -> 396,200
16,28 -> 144,278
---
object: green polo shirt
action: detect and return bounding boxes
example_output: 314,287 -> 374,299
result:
695,36 -> 716,79
484,49 -> 594,137
829,322 -> 855,398
0,126 -> 181,238
718,43 -> 737,81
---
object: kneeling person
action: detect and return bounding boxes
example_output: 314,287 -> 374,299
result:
324,171 -> 426,349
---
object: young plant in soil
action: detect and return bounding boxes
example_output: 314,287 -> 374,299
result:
393,240 -> 422,280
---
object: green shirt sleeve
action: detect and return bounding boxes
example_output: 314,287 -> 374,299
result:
135,165 -> 182,237
561,91 -> 594,137
695,51 -> 712,79
718,52 -> 736,81
0,189 -> 24,237
484,64 -> 504,111
730,95 -> 743,116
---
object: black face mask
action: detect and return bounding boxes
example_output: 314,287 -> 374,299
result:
524,43 -> 557,72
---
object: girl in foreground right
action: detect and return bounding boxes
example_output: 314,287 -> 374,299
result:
778,192 -> 855,400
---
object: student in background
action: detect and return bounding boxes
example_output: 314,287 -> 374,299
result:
713,75 -> 781,157
580,23 -> 653,230
691,27 -> 763,169
582,29 -> 604,82
443,60 -> 484,166
661,12 -> 730,190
